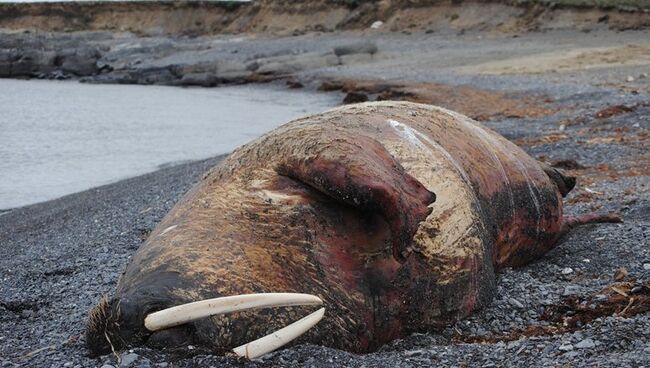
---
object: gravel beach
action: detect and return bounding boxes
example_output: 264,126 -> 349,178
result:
1,3 -> 649,366
1,71 -> 648,366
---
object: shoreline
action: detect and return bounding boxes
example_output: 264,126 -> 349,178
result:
0,79 -> 341,210
2,27 -> 649,116
0,156 -> 209,213
0,155 -> 223,229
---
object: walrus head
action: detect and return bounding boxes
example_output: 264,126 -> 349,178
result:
86,291 -> 325,359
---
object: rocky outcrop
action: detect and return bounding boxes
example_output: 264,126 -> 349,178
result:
333,41 -> 378,57
0,30 -> 384,86
0,46 -> 101,78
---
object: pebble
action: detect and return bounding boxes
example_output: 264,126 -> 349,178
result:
119,353 -> 139,368
370,21 -> 383,29
626,75 -> 635,82
563,285 -> 580,296
509,298 -> 524,308
561,267 -> 573,275
575,338 -> 596,349
643,263 -> 650,270
564,351 -> 580,358
559,343 -> 574,351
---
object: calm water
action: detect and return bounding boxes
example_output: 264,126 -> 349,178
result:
0,79 -> 339,209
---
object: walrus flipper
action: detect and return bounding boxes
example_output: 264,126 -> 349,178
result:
276,133 -> 436,262
561,212 -> 623,235
539,162 -> 576,197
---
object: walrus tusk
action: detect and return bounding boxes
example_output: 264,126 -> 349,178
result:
232,307 -> 326,359
144,293 -> 323,332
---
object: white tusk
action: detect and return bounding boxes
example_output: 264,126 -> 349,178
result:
232,307 -> 325,360
144,293 -> 322,332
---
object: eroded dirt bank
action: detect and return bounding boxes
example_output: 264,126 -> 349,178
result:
0,0 -> 649,36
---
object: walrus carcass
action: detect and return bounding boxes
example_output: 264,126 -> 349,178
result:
86,101 -> 620,358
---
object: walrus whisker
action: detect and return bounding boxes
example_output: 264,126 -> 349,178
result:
232,307 -> 326,359
143,293 -> 323,332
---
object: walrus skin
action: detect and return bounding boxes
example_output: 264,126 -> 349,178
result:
86,101 -> 620,355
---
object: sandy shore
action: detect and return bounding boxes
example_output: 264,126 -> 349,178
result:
1,6 -> 650,367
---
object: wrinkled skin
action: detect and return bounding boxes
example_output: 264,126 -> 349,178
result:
86,101 -> 618,355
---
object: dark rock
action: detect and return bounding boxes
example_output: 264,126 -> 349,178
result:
343,91 -> 369,104
9,50 -> 57,77
130,67 -> 179,85
551,159 -> 586,170
245,61 -> 260,71
319,80 -> 344,91
333,41 -> 378,57
178,72 -> 218,87
0,49 -> 19,77
286,79 -> 304,89
214,69 -> 252,84
59,48 -> 101,76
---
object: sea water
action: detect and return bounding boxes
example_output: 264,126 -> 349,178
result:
0,79 -> 339,209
